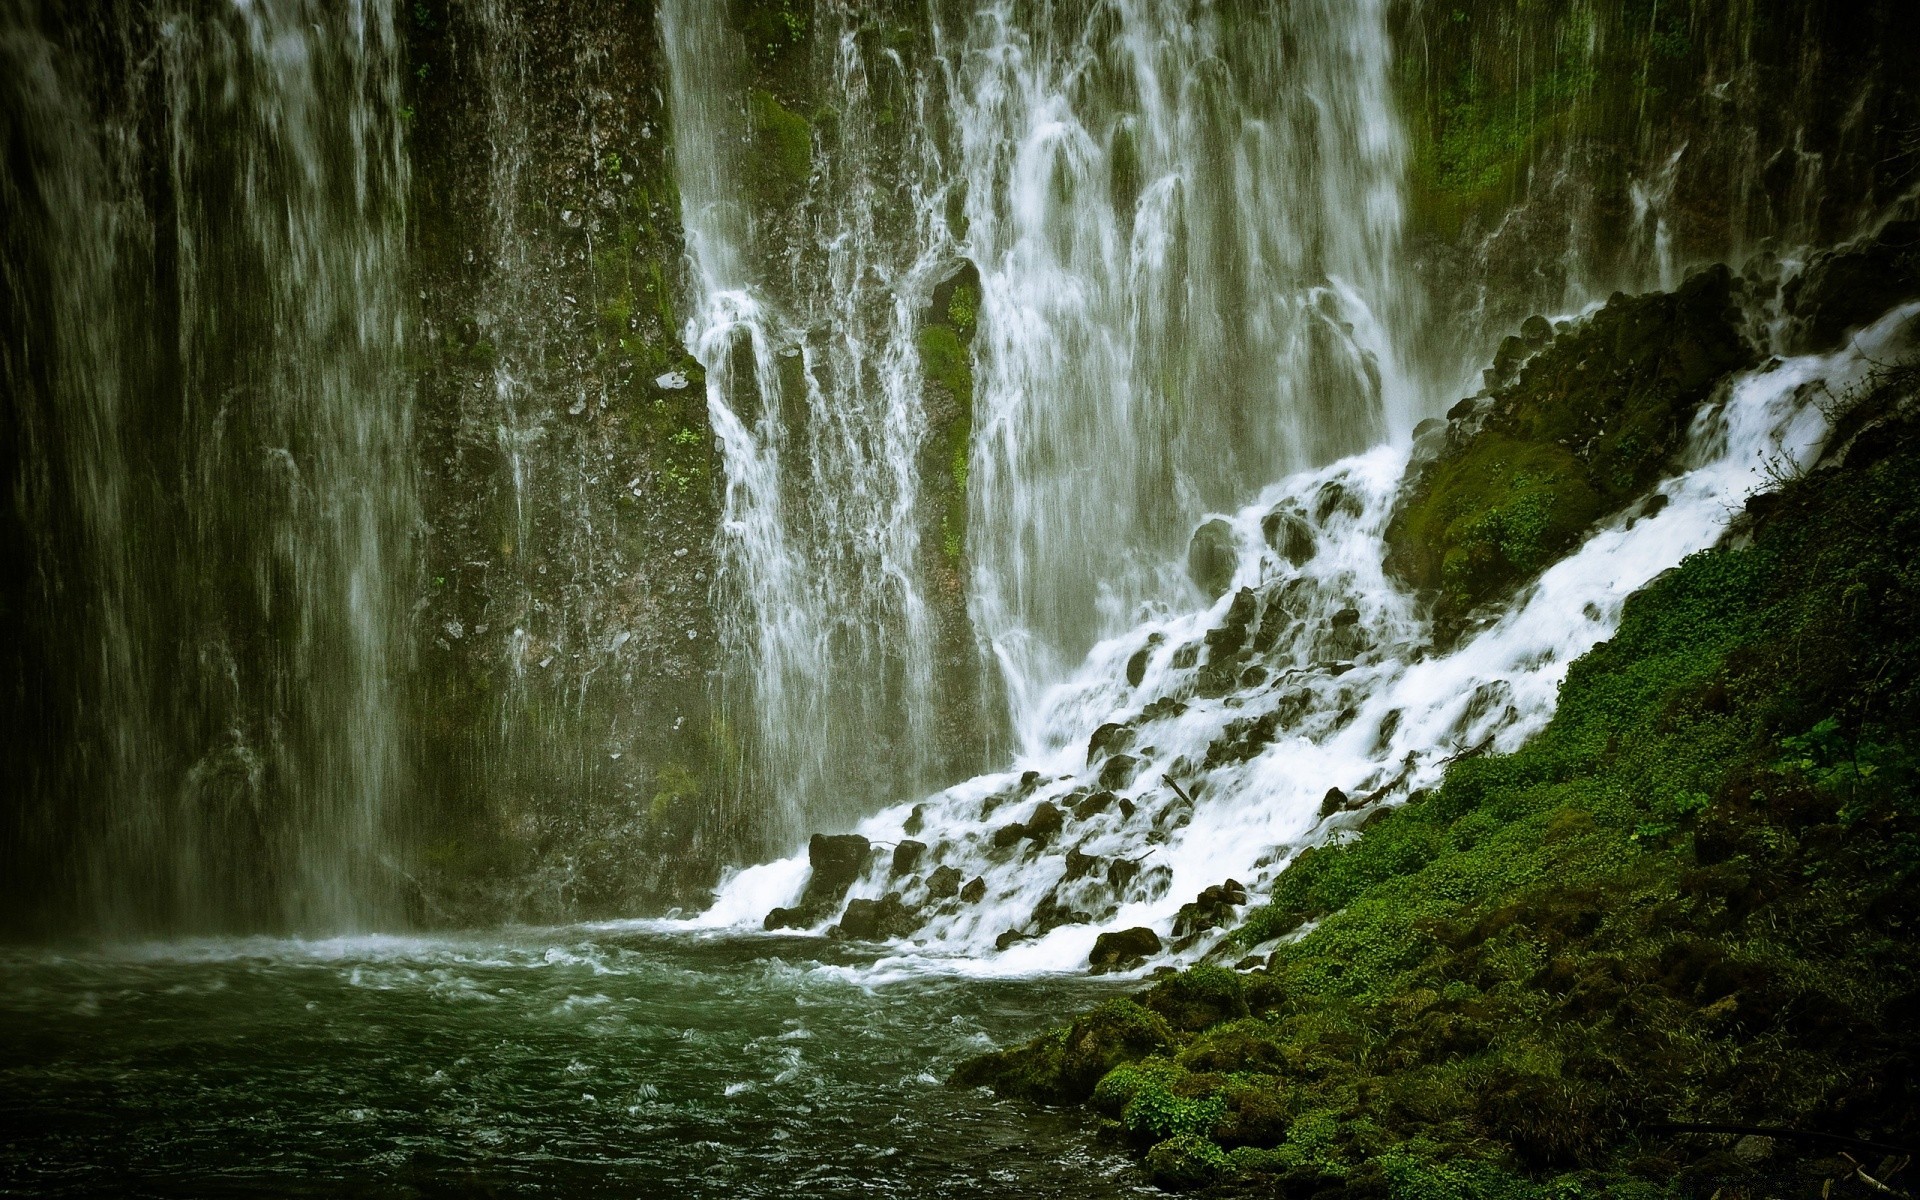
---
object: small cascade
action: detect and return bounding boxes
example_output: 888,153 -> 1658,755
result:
0,0 -> 413,932
701,300 -> 1916,972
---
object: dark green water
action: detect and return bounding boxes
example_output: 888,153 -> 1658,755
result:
0,927 -> 1148,1197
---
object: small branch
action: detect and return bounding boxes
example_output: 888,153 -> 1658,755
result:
1164,775 -> 1196,807
1843,1153 -> 1912,1199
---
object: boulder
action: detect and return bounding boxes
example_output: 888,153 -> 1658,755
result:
801,833 -> 871,910
1023,801 -> 1064,843
834,891 -> 919,941
1262,507 -> 1315,565
1073,790 -> 1117,821
1064,846 -> 1104,881
926,863 -> 962,900
1089,926 -> 1162,972
1783,218 -> 1920,352
1319,786 -> 1349,817
960,875 -> 987,903
763,906 -> 807,931
891,839 -> 926,877
991,822 -> 1027,849
1125,645 -> 1152,687
1098,754 -> 1142,790
1087,722 -> 1134,763
1187,518 -> 1237,599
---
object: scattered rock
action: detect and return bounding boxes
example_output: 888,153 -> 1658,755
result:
1024,801 -> 1064,843
960,875 -> 987,903
1171,880 -> 1248,938
1098,754 -> 1142,790
1087,722 -> 1134,763
832,891 -> 920,941
1126,646 -> 1151,687
1319,787 -> 1349,817
763,906 -> 807,931
891,839 -> 926,877
1089,926 -> 1162,973
801,833 -> 870,910
1170,644 -> 1200,669
1187,518 -> 1237,599
1732,1135 -> 1775,1165
1262,507 -> 1316,565
903,804 -> 925,836
1073,790 -> 1117,821
994,928 -> 1032,951
991,822 -> 1027,849
926,863 -> 962,900
1064,846 -> 1105,881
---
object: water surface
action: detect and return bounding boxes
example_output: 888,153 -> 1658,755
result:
0,928 -> 1146,1197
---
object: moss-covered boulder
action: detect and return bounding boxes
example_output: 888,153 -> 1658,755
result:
949,998 -> 1173,1105
1784,217 -> 1920,353
1386,266 -> 1754,628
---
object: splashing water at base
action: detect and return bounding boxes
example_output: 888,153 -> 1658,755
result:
697,303 -> 1918,975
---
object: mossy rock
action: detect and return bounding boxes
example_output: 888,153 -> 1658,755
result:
1386,266 -> 1753,625
950,998 -> 1173,1105
748,88 -> 812,198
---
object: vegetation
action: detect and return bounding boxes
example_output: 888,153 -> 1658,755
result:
958,359 -> 1920,1196
1385,267 -> 1753,632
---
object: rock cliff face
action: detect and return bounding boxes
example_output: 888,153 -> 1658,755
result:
402,0 -> 724,920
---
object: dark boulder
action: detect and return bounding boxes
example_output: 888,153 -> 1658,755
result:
960,875 -> 987,903
1064,846 -> 1104,881
891,839 -> 926,877
1098,754 -> 1142,790
1262,507 -> 1316,565
991,822 -> 1027,849
1319,786 -> 1349,817
1126,645 -> 1152,687
1073,790 -> 1117,821
801,833 -> 871,910
1023,800 -> 1064,843
926,863 -> 962,900
1089,926 -> 1162,972
834,891 -> 920,941
1171,880 -> 1248,938
1187,518 -> 1237,599
763,906 -> 807,931
1087,722 -> 1134,763
950,998 -> 1172,1105
1783,218 -> 1920,353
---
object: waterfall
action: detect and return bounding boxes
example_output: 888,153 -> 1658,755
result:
1,0 -> 412,933
661,1 -> 961,850
662,0 -> 1416,849
952,0 -> 1416,735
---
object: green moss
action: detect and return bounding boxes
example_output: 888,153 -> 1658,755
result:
1386,268 -> 1753,627
749,88 -> 813,196
959,361 -> 1920,1194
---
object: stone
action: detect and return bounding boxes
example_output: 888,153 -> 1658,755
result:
1098,754 -> 1142,790
1089,926 -> 1161,972
1023,800 -> 1064,842
1087,722 -> 1133,763
1072,790 -> 1117,821
991,822 -> 1028,849
1064,847 -> 1104,881
836,897 -> 884,940
1732,1135 -> 1775,1165
926,863 -> 962,900
960,875 -> 987,903
763,906 -> 806,931
1319,786 -> 1349,817
1125,646 -> 1151,687
891,839 -> 926,877
1783,218 -> 1920,352
1262,507 -> 1316,565
1187,518 -> 1237,599
903,804 -> 925,836
800,833 -> 871,910
994,928 -> 1031,951
1170,643 -> 1199,669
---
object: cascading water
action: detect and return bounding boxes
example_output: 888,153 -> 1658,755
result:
661,1 -> 967,848
662,0 -> 1420,849
954,0 -> 1418,722
0,0 -> 412,933
703,302 -> 1917,969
